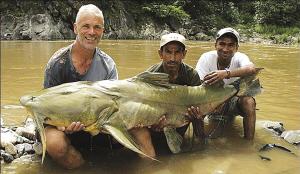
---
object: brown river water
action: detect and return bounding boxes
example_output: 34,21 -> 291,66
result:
1,40 -> 300,174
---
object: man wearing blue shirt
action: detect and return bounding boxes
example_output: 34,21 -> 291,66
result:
43,4 -> 118,169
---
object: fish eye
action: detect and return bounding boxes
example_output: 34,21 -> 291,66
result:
44,117 -> 51,122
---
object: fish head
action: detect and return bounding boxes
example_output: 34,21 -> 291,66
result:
20,94 -> 36,115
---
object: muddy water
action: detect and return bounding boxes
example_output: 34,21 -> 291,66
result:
1,40 -> 299,174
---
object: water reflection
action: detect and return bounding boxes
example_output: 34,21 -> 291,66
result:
1,41 -> 300,174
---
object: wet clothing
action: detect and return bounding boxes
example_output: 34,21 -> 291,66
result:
195,50 -> 253,85
195,50 -> 254,121
44,43 -> 118,88
147,62 -> 201,86
208,96 -> 256,121
147,62 -> 201,153
68,131 -> 123,153
208,96 -> 242,121
43,43 -> 118,151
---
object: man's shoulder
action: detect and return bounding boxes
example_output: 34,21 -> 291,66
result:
232,52 -> 250,62
234,52 -> 248,58
182,63 -> 196,72
95,48 -> 116,65
182,63 -> 199,76
181,63 -> 201,86
201,50 -> 217,58
47,45 -> 71,67
146,62 -> 162,72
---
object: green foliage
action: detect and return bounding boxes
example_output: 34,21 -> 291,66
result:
254,24 -> 300,44
142,3 -> 190,23
255,0 -> 300,26
182,0 -> 217,30
217,2 -> 241,24
255,24 -> 300,35
235,1 -> 256,24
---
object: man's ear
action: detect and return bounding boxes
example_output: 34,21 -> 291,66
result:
73,23 -> 78,35
158,49 -> 163,59
182,50 -> 187,59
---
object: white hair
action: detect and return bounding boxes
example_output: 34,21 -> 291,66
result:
75,4 -> 104,23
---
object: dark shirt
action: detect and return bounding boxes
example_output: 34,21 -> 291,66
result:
146,62 -> 201,152
147,62 -> 201,86
44,44 -> 118,88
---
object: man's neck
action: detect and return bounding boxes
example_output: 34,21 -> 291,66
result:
217,57 -> 231,70
72,41 -> 95,62
163,65 -> 180,83
71,42 -> 95,74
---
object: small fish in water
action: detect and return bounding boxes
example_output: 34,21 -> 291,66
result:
259,143 -> 295,155
258,155 -> 271,161
20,70 -> 262,163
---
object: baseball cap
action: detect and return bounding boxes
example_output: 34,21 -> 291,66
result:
216,27 -> 240,44
160,33 -> 186,49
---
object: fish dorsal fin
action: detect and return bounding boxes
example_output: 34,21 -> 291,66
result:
103,124 -> 158,161
129,71 -> 172,88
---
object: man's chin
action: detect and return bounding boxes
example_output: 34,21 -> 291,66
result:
220,54 -> 233,59
82,43 -> 97,50
166,65 -> 179,71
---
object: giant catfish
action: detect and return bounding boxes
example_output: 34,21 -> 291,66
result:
20,70 -> 262,163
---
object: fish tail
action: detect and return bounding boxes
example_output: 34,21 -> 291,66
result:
234,68 -> 263,97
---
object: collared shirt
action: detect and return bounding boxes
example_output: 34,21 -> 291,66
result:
146,62 -> 201,86
44,44 -> 118,88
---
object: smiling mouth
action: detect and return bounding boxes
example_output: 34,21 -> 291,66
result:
167,62 -> 178,65
85,36 -> 97,41
167,64 -> 177,68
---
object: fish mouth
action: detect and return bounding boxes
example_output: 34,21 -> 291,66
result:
20,95 -> 35,105
20,95 -> 35,114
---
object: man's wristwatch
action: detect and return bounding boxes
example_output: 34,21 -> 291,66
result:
225,68 -> 231,79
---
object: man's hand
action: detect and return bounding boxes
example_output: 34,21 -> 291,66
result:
203,70 -> 227,85
133,115 -> 167,132
185,106 -> 206,138
185,106 -> 204,121
57,122 -> 85,134
150,115 -> 167,132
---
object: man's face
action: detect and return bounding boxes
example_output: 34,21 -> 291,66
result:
159,42 -> 186,72
215,37 -> 238,61
74,14 -> 104,50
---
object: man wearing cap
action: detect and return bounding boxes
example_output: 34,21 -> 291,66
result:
195,27 -> 257,140
130,33 -> 204,157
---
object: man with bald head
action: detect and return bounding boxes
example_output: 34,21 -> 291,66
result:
43,4 -> 118,169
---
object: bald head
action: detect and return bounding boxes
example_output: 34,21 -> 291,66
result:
75,4 -> 104,23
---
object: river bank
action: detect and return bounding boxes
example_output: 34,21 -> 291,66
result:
1,0 -> 299,45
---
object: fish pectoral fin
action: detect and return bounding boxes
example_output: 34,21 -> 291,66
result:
103,124 -> 158,161
163,127 -> 183,154
84,123 -> 100,136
